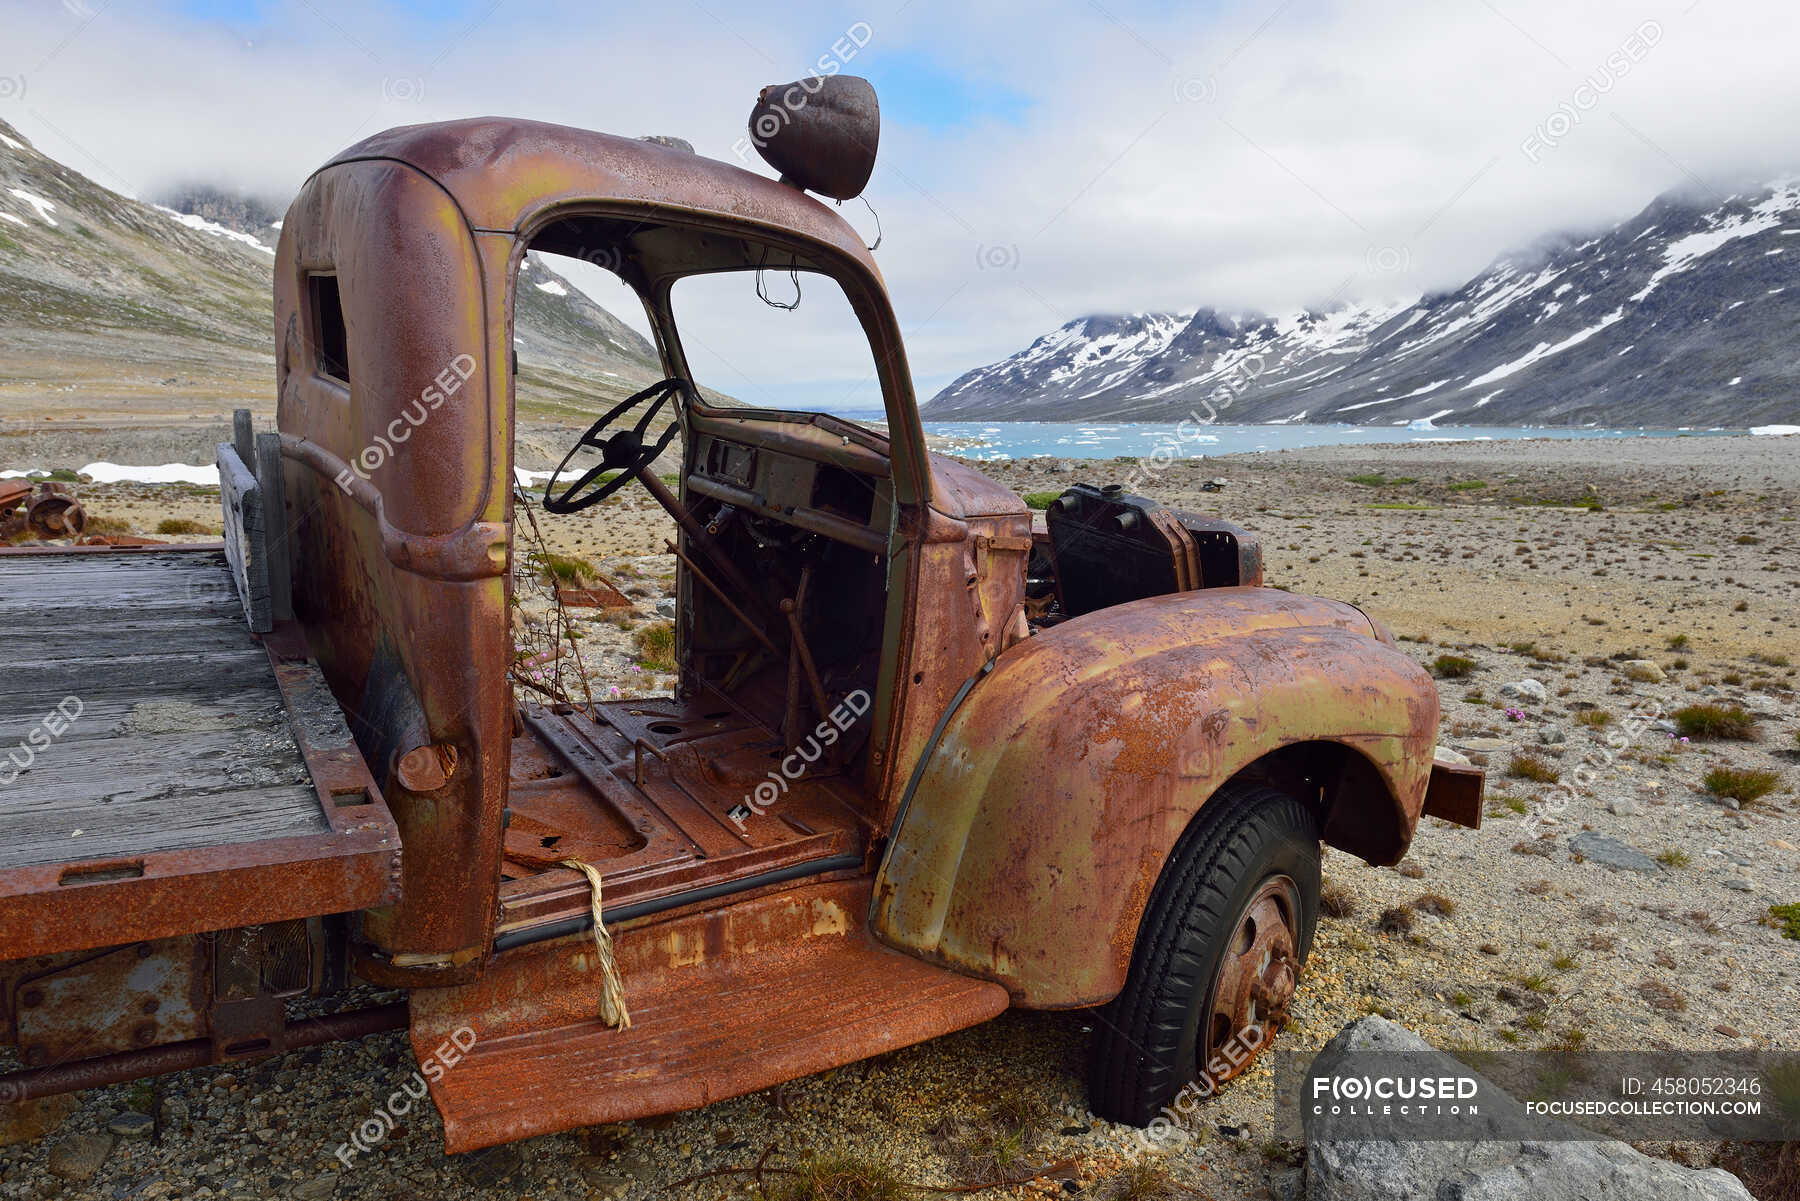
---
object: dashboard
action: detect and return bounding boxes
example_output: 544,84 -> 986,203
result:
686,429 -> 892,555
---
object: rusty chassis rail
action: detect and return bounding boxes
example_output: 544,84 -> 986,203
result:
0,1002 -> 408,1103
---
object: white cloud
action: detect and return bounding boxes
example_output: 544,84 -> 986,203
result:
3,0 -> 1796,402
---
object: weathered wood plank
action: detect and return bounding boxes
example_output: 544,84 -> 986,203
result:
0,555 -> 230,582
0,689 -> 284,744
218,441 -> 271,633
255,432 -> 294,624
0,725 -> 312,807
19,617 -> 260,664
0,785 -> 328,871
233,407 -> 255,467
0,599 -> 244,635
1,648 -> 274,703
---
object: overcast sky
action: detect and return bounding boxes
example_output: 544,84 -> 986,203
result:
4,0 -> 1796,407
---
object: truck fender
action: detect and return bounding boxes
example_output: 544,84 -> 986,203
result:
870,587 -> 1438,1008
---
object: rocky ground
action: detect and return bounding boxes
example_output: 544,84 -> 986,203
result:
0,434 -> 1795,1199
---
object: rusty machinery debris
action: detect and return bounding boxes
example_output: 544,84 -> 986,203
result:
0,479 -> 86,541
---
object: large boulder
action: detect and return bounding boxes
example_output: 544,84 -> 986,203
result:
1304,1018 -> 1752,1201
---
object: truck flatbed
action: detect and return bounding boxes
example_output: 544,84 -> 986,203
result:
0,545 -> 401,960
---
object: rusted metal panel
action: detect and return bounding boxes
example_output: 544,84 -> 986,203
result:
1422,761 -> 1485,829
553,580 -> 632,610
411,878 -> 1008,1152
275,160 -> 511,980
7,938 -> 207,1065
871,587 -> 1438,1009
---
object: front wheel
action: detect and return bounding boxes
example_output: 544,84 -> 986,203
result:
1087,782 -> 1321,1126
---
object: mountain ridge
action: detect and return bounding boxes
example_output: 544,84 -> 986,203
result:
927,180 -> 1800,427
0,117 -> 664,423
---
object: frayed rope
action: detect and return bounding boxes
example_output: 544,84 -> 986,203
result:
560,858 -> 631,1029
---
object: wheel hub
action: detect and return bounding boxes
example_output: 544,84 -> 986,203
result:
1201,875 -> 1300,1083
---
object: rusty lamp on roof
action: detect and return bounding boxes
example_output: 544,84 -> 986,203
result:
747,75 -> 879,201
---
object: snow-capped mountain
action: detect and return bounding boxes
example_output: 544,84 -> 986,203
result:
927,181 -> 1800,427
0,117 -> 663,419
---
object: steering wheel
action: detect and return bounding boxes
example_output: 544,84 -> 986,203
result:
542,377 -> 692,513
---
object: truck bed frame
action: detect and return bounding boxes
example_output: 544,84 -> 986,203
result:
0,544 -> 400,960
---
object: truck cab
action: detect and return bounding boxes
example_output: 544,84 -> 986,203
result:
0,83 -> 1482,1151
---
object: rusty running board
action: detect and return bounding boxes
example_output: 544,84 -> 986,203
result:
409,878 -> 1011,1152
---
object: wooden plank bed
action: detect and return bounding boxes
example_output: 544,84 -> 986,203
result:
0,545 -> 401,959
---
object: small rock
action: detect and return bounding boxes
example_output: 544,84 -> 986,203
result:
1500,679 -> 1547,702
1607,798 -> 1643,817
1715,1023 -> 1741,1038
1537,726 -> 1566,745
1723,877 -> 1753,891
47,1131 -> 114,1182
107,1111 -> 154,1139
1306,1018 -> 1755,1201
1620,658 -> 1665,681
1452,736 -> 1515,753
655,598 -> 677,618
290,1178 -> 335,1201
1433,745 -> 1473,766
1568,831 -> 1661,872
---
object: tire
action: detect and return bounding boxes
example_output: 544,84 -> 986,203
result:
1087,782 -> 1321,1126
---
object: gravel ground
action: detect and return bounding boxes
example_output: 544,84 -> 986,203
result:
1,434 -> 1795,1199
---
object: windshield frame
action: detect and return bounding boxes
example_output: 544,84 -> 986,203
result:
515,202 -> 930,507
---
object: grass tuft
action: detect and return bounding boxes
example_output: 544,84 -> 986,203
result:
632,621 -> 677,671
1704,767 -> 1780,804
930,1089 -> 1048,1186
1099,1163 -> 1203,1201
1021,491 -> 1061,511
1673,703 -> 1757,741
1509,753 -> 1561,784
534,551 -> 595,587
757,1154 -> 909,1201
1319,880 -> 1357,919
1636,977 -> 1687,1013
1432,654 -> 1477,679
1414,893 -> 1456,918
1378,905 -> 1415,935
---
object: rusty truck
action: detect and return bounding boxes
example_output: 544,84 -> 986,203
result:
0,77 -> 1482,1152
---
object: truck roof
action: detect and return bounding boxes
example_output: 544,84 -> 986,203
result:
321,116 -> 880,277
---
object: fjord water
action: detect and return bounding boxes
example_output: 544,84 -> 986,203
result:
829,415 -> 1747,461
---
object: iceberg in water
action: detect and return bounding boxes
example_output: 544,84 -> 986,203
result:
1750,424 -> 1799,436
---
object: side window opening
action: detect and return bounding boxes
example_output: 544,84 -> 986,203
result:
308,274 -> 351,385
